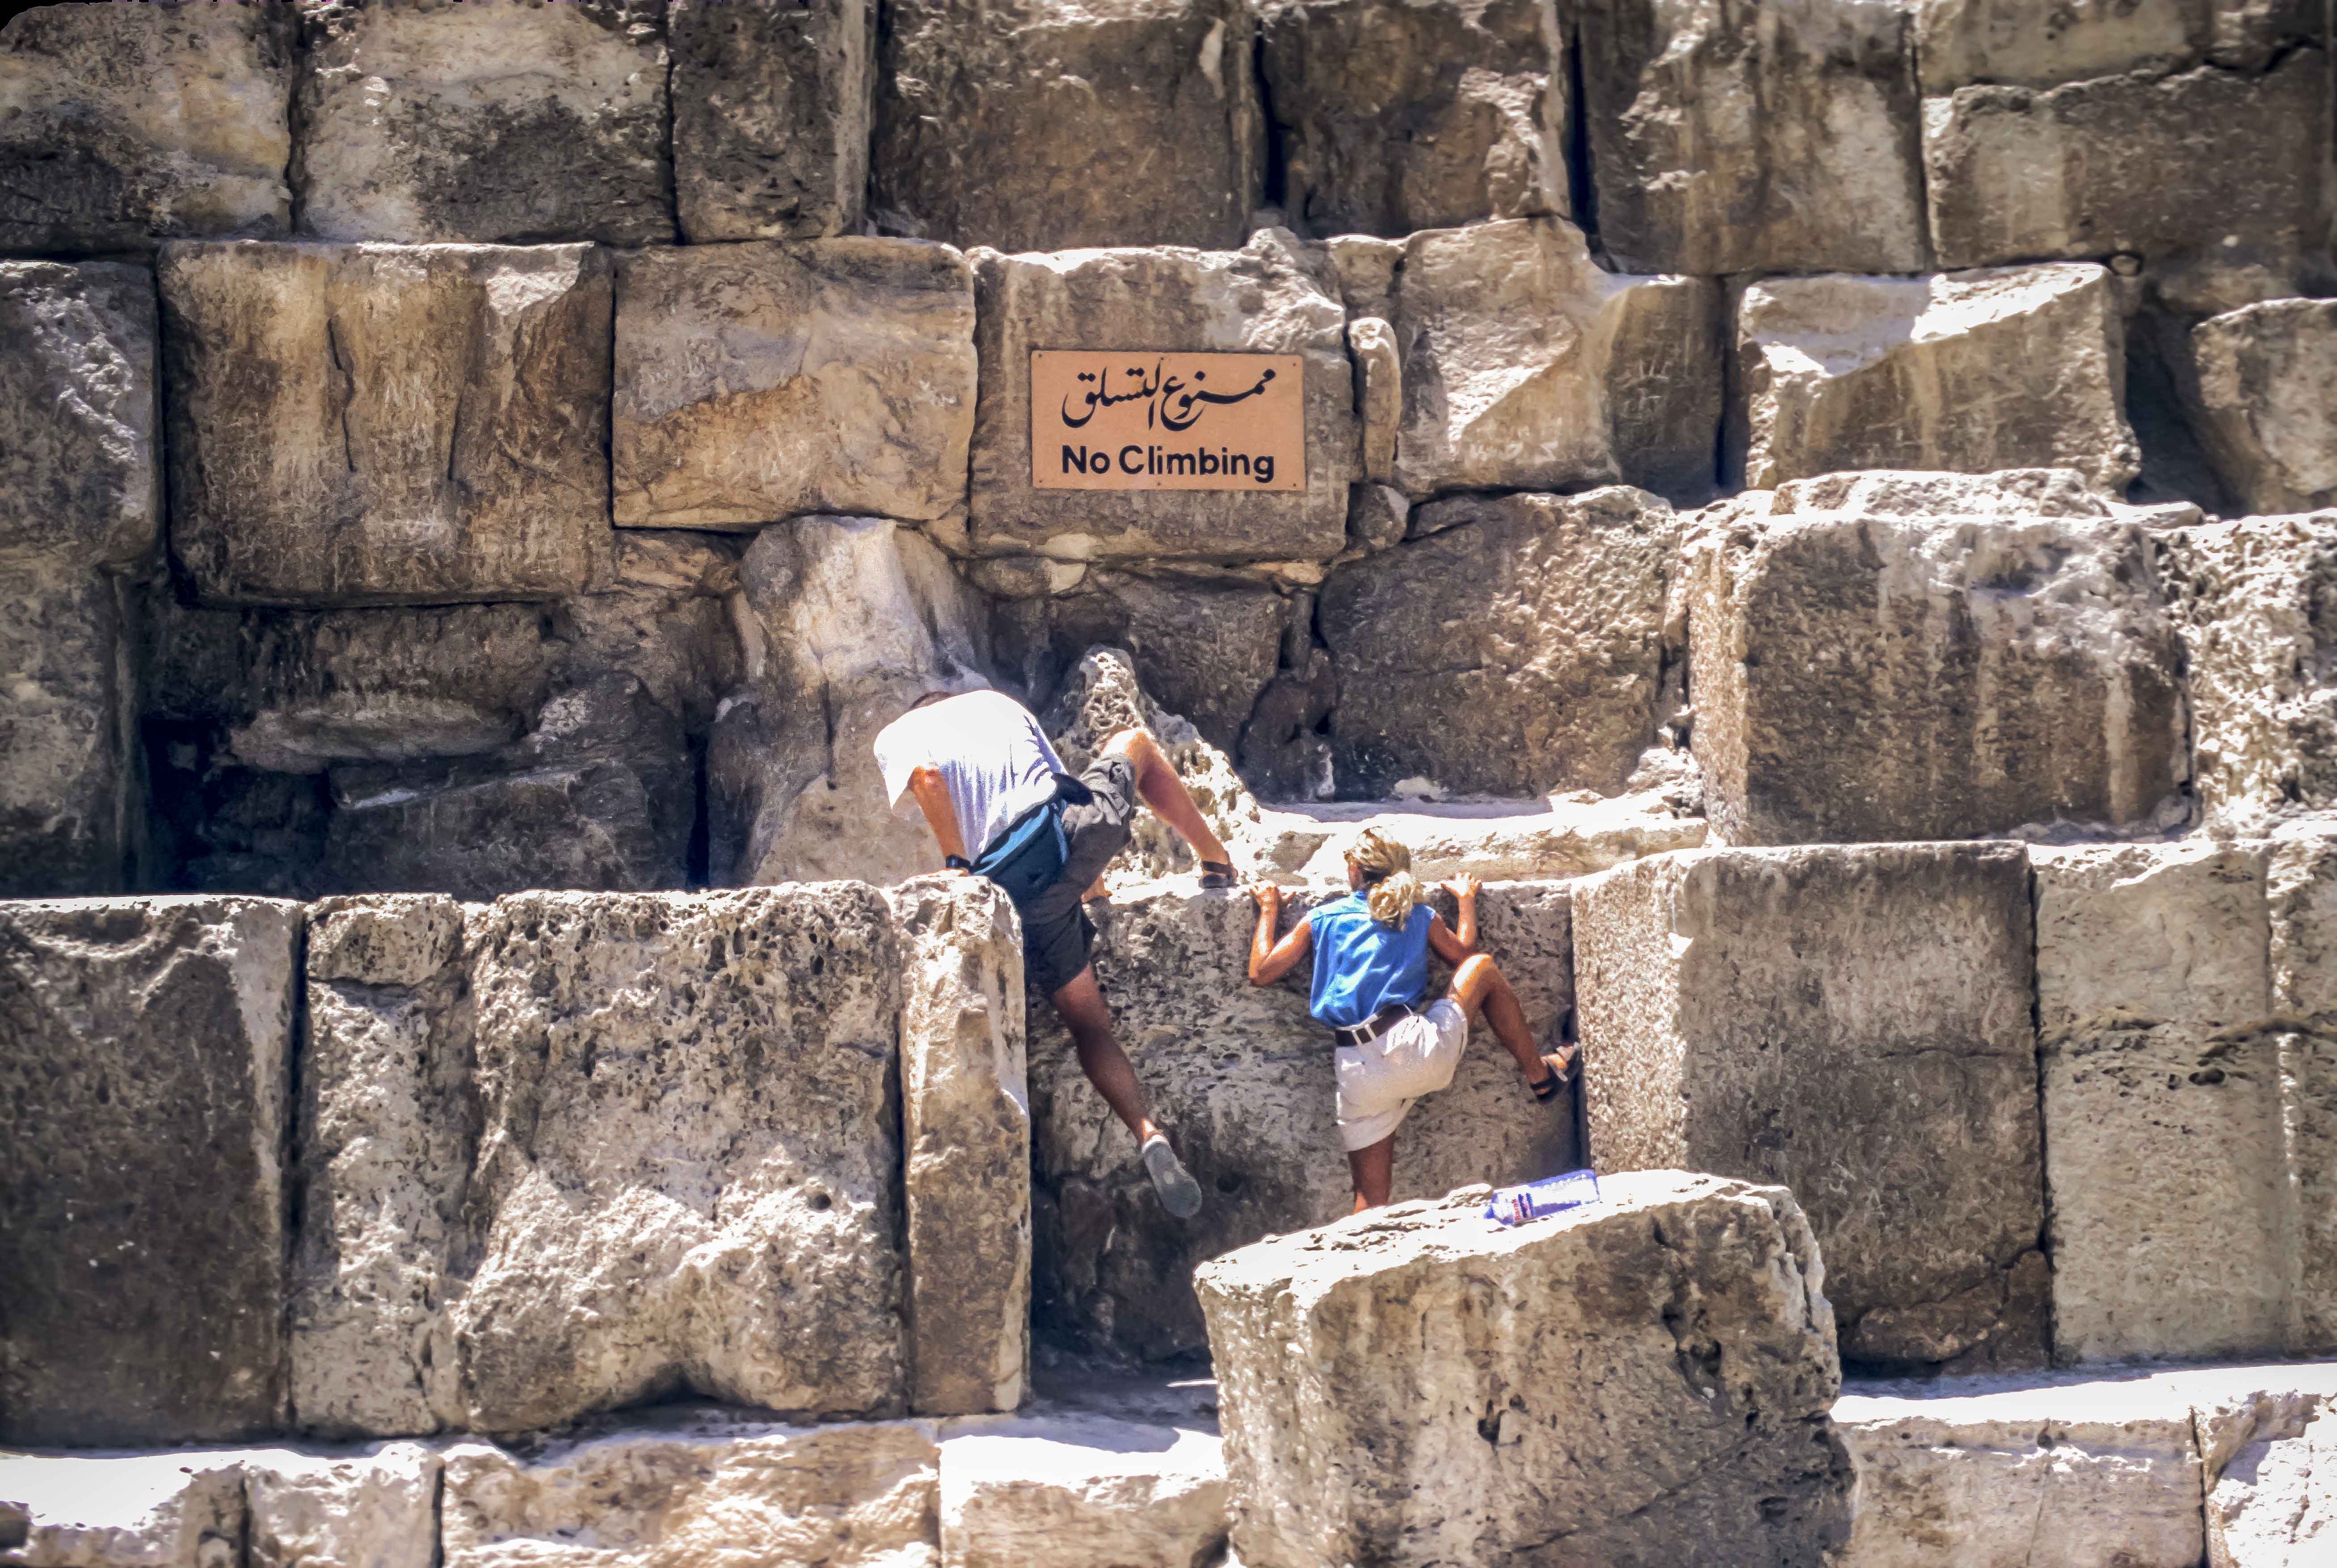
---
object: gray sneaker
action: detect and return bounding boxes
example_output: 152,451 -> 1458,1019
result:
1140,1133 -> 1204,1219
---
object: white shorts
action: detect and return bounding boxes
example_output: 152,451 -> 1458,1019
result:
1333,999 -> 1468,1152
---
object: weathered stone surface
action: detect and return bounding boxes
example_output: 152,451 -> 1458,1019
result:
1738,264 -> 2139,492
967,235 -> 1355,563
160,241 -> 612,607
888,877 -> 1031,1418
1769,464 -> 2118,521
0,1 -> 292,252
294,0 -> 673,245
874,0 -> 1261,253
242,1443 -> 442,1568
2186,299 -> 2337,515
0,1450 -> 248,1567
2194,1365 -> 2337,1568
1033,881 -> 1575,1360
938,1412 -> 1227,1568
1688,504 -> 2187,844
1347,317 -> 1400,484
1833,1373 -> 2206,1568
1576,0 -> 1929,275
712,517 -> 992,888
2163,516 -> 2337,829
0,262 -> 160,569
1319,486 -> 1680,799
292,887 -> 909,1436
1196,1171 -> 1853,1568
1,564 -> 142,900
2270,827 -> 2337,1354
1255,793 -> 1708,883
2034,842 -> 2291,1363
0,896 -> 300,1445
441,1412 -> 941,1568
1923,54 -> 2335,310
1912,0 -> 2210,91
1576,845 -> 2047,1372
670,0 -> 873,242
1258,0 -> 1568,238
1390,218 -> 1722,500
613,240 -> 976,530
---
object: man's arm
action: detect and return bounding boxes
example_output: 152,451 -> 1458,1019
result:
1248,882 -> 1313,985
906,765 -> 971,874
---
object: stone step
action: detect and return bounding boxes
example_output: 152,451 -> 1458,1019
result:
1249,785 -> 1705,886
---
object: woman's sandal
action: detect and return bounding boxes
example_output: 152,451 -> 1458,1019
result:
1197,860 -> 1237,889
1529,1043 -> 1581,1102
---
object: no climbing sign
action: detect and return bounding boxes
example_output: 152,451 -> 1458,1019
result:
1030,350 -> 1306,492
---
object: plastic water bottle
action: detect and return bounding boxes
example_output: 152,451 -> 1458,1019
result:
1485,1168 -> 1600,1227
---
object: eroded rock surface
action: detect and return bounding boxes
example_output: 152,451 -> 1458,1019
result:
2271,826 -> 2337,1354
938,1412 -> 1227,1568
2187,299 -> 2337,516
1197,1172 -> 1854,1568
2194,1366 -> 2337,1568
670,0 -> 873,242
1576,844 -> 2047,1373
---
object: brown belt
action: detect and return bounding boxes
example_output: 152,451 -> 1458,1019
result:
1331,1002 -> 1415,1050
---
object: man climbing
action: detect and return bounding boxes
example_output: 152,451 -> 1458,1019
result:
875,684 -> 1236,1219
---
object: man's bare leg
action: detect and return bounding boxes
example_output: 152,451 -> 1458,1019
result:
1347,1135 -> 1395,1211
1051,963 -> 1205,1217
1101,728 -> 1231,866
1447,952 -> 1558,1082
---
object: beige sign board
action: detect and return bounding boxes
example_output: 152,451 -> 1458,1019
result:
1030,350 -> 1305,492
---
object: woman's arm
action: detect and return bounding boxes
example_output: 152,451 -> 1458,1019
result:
906,765 -> 970,872
1248,883 -> 1314,985
1441,873 -> 1480,953
1427,914 -> 1471,966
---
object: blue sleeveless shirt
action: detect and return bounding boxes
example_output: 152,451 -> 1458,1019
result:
1305,892 -> 1433,1029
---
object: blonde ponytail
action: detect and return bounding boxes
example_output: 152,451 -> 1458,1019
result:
1348,826 -> 1421,927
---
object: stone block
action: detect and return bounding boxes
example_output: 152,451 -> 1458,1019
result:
670,0 -> 874,242
1318,486 -> 1680,799
0,0 -> 293,252
712,517 -> 991,888
1912,0 -> 2211,91
1924,54 -> 2335,311
1689,504 -> 2186,844
2034,842 -> 2290,1363
159,241 -> 612,608
1195,1172 -> 1853,1568
2163,515 -> 2337,829
938,1412 -> 1227,1568
440,1412 -> 941,1568
0,896 -> 300,1445
295,0 -> 673,245
2270,828 -> 2337,1353
613,239 -> 976,530
0,565 -> 142,899
1390,218 -> 1721,500
0,262 -> 160,570
291,887 -> 910,1436
1833,1374 -> 2206,1568
242,1443 -> 442,1568
873,0 -> 1261,253
2193,1365 -> 2337,1568
887,877 -> 1032,1418
0,1450 -> 248,1567
1575,845 -> 2047,1373
1575,0 -> 1929,275
1738,264 -> 2139,492
1258,0 -> 1568,238
1033,881 -> 1575,1361
967,234 -> 1354,563
2187,299 -> 2337,515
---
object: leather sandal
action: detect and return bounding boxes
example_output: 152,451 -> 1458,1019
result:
1529,1043 -> 1580,1102
1197,859 -> 1236,889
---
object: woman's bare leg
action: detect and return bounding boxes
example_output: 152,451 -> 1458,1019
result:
1447,952 -> 1548,1079
1101,728 -> 1230,865
1050,964 -> 1158,1143
1347,1135 -> 1396,1211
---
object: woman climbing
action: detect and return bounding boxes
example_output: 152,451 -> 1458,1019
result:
1245,827 -> 1576,1211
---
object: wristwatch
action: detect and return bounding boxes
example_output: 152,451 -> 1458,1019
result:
943,855 -> 972,871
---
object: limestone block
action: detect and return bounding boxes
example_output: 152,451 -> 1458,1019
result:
1390,218 -> 1721,500
1689,505 -> 2186,844
1769,464 -> 2118,520
440,1412 -> 941,1568
2270,828 -> 2337,1352
0,896 -> 300,1445
1257,795 -> 1708,884
2033,842 -> 2290,1363
1738,264 -> 2139,492
0,1450 -> 248,1568
2187,300 -> 2337,515
1575,845 -> 2048,1372
1912,0 -> 2210,91
241,1444 -> 442,1568
613,240 -> 975,530
1318,486 -> 1680,799
0,262 -> 160,569
937,1413 -> 1227,1568
1196,1172 -> 1853,1568
1575,0 -> 1929,276
0,1 -> 292,252
2194,1366 -> 2337,1568
1033,882 -> 1575,1360
1833,1375 -> 2205,1568
887,877 -> 1032,1418
2163,516 -> 2337,828
1258,0 -> 1568,238
295,0 -> 672,245
1346,317 -> 1400,484
712,517 -> 991,888
0,564 -> 141,899
874,0 -> 1261,253
967,235 -> 1354,563
1924,55 -> 2334,307
159,241 -> 612,608
670,0 -> 873,242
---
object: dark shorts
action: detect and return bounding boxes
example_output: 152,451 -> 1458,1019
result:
1015,754 -> 1137,996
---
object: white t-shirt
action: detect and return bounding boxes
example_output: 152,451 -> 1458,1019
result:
873,689 -> 1067,859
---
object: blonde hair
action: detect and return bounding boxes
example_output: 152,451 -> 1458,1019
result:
1347,826 -> 1421,927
